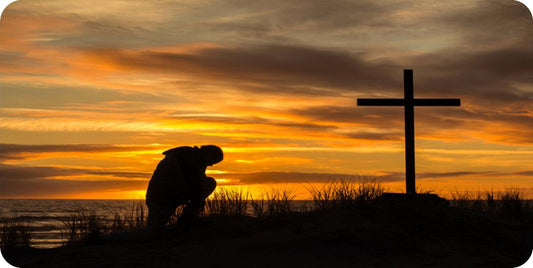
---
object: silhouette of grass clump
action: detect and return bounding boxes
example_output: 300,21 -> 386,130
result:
204,187 -> 298,219
205,188 -> 250,217
61,211 -> 107,246
308,178 -> 384,210
450,187 -> 531,221
62,201 -> 148,245
0,218 -> 33,250
498,187 -> 528,219
251,188 -> 297,219
110,201 -> 146,232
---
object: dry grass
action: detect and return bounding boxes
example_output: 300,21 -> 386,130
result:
0,218 -> 33,250
204,186 -> 299,219
308,178 -> 384,210
251,187 -> 297,219
450,187 -> 531,220
61,201 -> 147,245
206,188 -> 250,216
60,211 -> 107,246
109,201 -> 146,232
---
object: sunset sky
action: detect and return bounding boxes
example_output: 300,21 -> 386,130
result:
0,0 -> 532,199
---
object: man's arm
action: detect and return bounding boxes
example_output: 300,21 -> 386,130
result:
188,164 -> 206,203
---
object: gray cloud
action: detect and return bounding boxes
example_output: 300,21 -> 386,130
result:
0,83 -> 168,110
218,170 -> 533,185
217,171 -> 400,184
197,0 -> 401,37
418,171 -> 533,179
417,171 -> 499,179
21,0 -> 408,48
291,105 -> 403,124
434,0 -> 533,47
89,45 -> 400,94
169,114 -> 336,131
87,171 -> 152,179
0,163 -> 150,180
0,163 -> 149,198
0,143 -> 160,160
0,164 -> 80,179
342,131 -> 403,141
516,171 -> 533,176
409,47 -> 533,106
290,105 -> 462,140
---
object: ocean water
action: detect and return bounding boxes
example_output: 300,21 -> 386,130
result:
0,199 -> 311,248
0,199 -> 147,248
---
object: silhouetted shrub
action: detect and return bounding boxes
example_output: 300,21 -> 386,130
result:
308,178 -> 383,210
61,211 -> 107,246
206,188 -> 249,216
110,200 -> 146,232
251,187 -> 296,218
498,187 -> 525,219
450,187 -> 530,221
0,218 -> 33,249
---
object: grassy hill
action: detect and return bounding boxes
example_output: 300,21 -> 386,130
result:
3,194 -> 532,267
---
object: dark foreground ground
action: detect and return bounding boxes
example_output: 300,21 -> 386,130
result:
3,200 -> 532,267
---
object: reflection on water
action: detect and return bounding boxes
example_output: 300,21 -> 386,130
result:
0,199 -> 146,248
0,199 -> 311,248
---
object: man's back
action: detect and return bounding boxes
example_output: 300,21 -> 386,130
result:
145,145 -> 223,231
146,146 -> 201,206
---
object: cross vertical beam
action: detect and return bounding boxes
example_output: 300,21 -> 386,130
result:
404,70 -> 415,195
357,69 -> 461,196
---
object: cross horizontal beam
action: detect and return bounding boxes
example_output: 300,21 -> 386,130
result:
357,98 -> 460,106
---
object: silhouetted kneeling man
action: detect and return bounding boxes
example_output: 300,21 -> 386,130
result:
146,145 -> 223,231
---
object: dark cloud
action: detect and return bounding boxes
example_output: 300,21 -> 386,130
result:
87,171 -> 152,179
0,163 -> 149,198
89,45 -> 399,94
291,105 -> 403,125
0,164 -> 80,179
169,114 -> 336,131
417,171 -> 499,179
0,177 -> 147,198
516,171 -> 533,176
0,163 -> 150,180
409,47 -> 533,105
218,170 -> 533,185
418,171 -> 533,179
290,104 -> 462,139
342,131 -> 403,141
435,0 -> 533,47
0,143 -> 159,160
0,83 -> 169,110
289,105 -> 468,141
199,0 -> 401,36
217,171 -> 403,184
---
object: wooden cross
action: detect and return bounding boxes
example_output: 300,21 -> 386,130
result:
357,69 -> 461,195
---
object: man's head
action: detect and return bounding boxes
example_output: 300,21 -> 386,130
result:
200,145 -> 223,166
